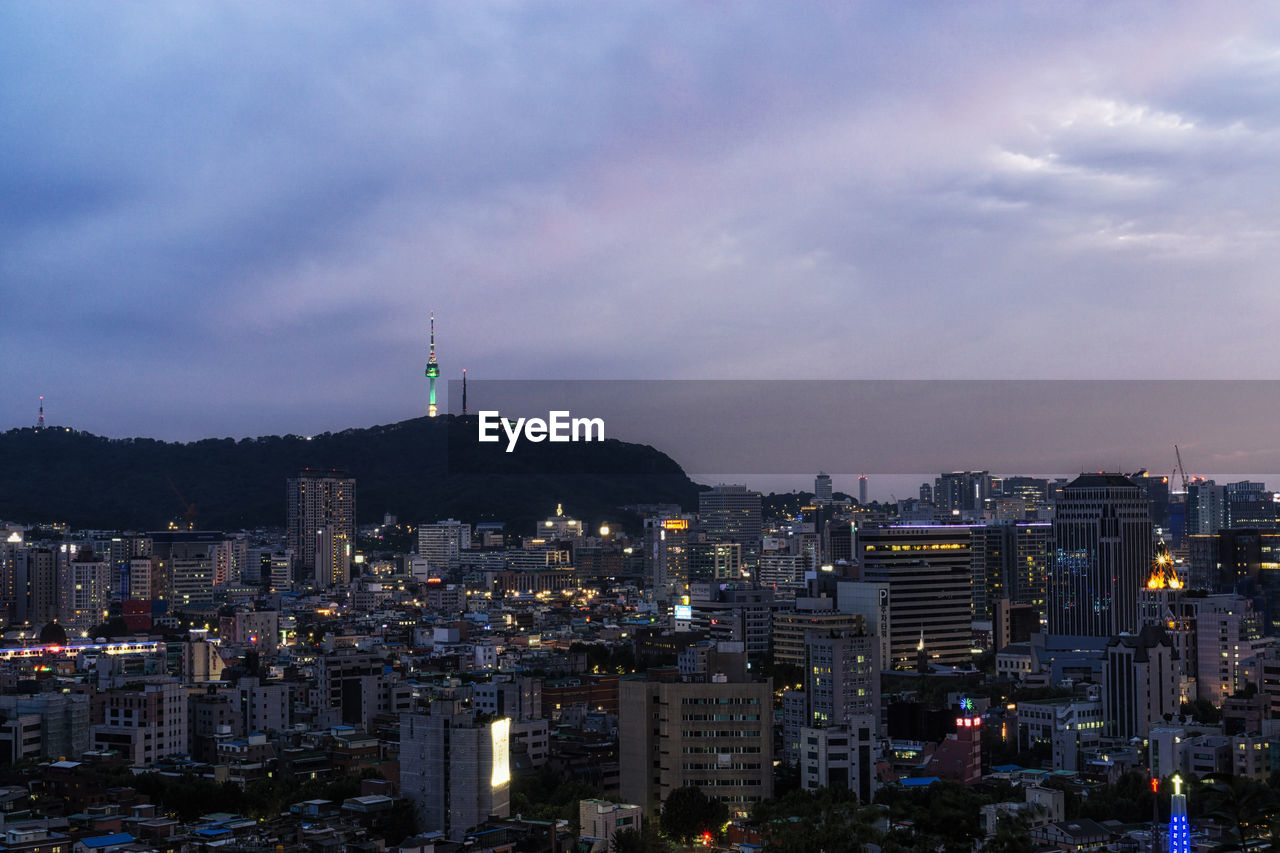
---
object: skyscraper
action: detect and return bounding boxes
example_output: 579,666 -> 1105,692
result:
1048,473 -> 1152,638
858,475 -> 868,505
970,521 -> 1052,621
814,472 -> 833,503
699,484 -> 762,566
287,470 -> 356,588
859,526 -> 973,667
1186,480 -> 1226,536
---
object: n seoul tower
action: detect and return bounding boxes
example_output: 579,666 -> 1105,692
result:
425,312 -> 440,417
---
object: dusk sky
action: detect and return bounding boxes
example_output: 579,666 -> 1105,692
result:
6,3 -> 1280,482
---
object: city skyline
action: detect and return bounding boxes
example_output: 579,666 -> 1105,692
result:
6,4 -> 1280,443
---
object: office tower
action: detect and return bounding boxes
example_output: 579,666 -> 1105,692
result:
1101,625 -> 1178,740
619,665 -> 772,818
689,583 -> 774,662
686,541 -> 743,583
804,628 -> 880,729
919,482 -> 933,504
425,311 -> 440,417
970,522 -> 1052,621
699,485 -> 763,566
1001,477 -> 1050,513
1123,471 -> 1173,533
1190,594 -> 1265,705
834,580 -> 893,671
401,701 -> 510,839
418,519 -> 471,572
934,471 -> 991,515
1048,474 -> 1152,638
21,546 -> 58,624
150,530 -> 225,606
772,604 -> 865,668
858,475 -> 868,506
644,515 -> 694,593
814,472 -> 833,503
57,548 -> 111,629
859,526 -> 973,668
1186,481 -> 1227,536
0,535 -> 21,623
287,470 -> 356,588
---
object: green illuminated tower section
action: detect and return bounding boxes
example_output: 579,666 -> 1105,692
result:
425,312 -> 440,417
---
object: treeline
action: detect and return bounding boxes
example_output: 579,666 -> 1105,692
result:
0,416 -> 701,532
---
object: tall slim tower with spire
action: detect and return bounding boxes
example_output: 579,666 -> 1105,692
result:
425,312 -> 440,417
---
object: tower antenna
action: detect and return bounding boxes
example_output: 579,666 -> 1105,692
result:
37,396 -> 44,431
462,368 -> 467,416
425,312 -> 440,417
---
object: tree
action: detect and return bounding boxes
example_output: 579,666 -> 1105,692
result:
659,786 -> 728,845
611,825 -> 668,853
983,813 -> 1034,853
1201,774 -> 1278,851
753,787 -> 877,853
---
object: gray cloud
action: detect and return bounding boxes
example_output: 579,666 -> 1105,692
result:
3,2 -> 1280,452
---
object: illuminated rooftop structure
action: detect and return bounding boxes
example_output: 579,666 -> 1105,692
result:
1146,547 -> 1182,590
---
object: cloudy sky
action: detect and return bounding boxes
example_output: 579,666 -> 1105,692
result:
5,3 -> 1280,465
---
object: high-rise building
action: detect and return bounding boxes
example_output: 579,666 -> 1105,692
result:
686,541 -> 743,583
1190,594 -> 1266,705
57,548 -> 110,629
858,475 -> 868,506
934,471 -> 991,516
1186,481 -> 1227,537
1048,474 -> 1152,638
970,522 -> 1052,621
699,485 -> 763,566
287,470 -> 356,588
803,628 -> 880,730
418,519 -> 471,572
859,526 -> 973,668
1101,625 -> 1178,740
644,515 -> 694,594
150,530 -> 225,606
619,665 -> 773,818
401,701 -> 511,839
689,583 -> 774,662
814,472 -> 833,503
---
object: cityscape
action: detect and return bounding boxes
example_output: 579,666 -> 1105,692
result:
1,393 -> 1278,853
7,4 -> 1280,853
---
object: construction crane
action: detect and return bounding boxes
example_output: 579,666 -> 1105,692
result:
165,476 -> 197,529
1174,445 -> 1190,492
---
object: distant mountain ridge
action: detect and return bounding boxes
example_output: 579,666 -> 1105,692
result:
0,416 -> 702,532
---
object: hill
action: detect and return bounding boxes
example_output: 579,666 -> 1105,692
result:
0,416 -> 702,533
